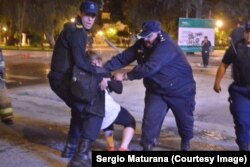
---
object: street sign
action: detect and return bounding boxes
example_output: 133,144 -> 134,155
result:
178,18 -> 215,53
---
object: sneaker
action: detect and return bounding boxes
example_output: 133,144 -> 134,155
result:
118,147 -> 128,151
107,147 -> 116,151
2,118 -> 14,125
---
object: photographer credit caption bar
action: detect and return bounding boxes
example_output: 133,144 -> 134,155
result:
92,151 -> 249,167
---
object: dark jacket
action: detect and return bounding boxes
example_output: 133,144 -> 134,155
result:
104,31 -> 195,97
201,40 -> 211,52
50,16 -> 98,75
48,16 -> 102,113
86,67 -> 122,117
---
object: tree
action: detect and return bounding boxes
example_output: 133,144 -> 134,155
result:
16,0 -> 28,47
1,0 -> 83,47
27,0 -> 81,48
122,0 -> 147,33
2,0 -> 250,47
0,0 -> 30,46
122,0 -> 181,38
122,0 -> 179,34
215,0 -> 250,21
179,0 -> 212,18
106,0 -> 126,23
179,0 -> 195,18
193,0 -> 204,18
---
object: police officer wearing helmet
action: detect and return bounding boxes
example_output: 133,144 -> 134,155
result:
214,20 -> 250,151
48,1 -> 109,167
104,20 -> 196,151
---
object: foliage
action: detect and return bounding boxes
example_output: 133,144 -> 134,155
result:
1,0 -> 250,47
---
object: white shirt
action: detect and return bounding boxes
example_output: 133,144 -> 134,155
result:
100,90 -> 121,130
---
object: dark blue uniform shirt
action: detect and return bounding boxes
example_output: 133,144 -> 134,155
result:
223,41 -> 250,86
104,32 -> 195,97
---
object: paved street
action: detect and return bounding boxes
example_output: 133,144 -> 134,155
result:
0,48 -> 238,167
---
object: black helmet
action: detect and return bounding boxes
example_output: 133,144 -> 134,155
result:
245,21 -> 250,32
80,1 -> 98,15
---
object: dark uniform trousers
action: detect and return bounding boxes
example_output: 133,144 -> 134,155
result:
229,83 -> 250,150
140,87 -> 195,147
202,50 -> 210,66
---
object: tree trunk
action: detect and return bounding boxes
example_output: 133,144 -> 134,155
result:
186,8 -> 189,18
45,32 -> 55,48
17,1 -> 27,46
208,10 -> 212,19
195,0 -> 204,18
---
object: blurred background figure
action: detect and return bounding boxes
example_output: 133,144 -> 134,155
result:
0,48 -> 14,125
201,36 -> 211,68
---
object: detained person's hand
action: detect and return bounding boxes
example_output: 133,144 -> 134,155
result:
114,73 -> 124,81
114,73 -> 128,81
99,78 -> 111,90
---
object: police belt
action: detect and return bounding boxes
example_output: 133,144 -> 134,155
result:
234,82 -> 250,88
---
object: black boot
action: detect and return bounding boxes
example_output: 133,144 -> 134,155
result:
61,137 -> 78,158
67,139 -> 92,167
2,118 -> 14,125
181,140 -> 190,151
143,144 -> 153,151
238,142 -> 249,151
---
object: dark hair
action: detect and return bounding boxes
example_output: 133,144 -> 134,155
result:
86,50 -> 102,61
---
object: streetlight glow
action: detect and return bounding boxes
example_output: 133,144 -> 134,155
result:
215,20 -> 223,28
3,27 -> 7,32
107,27 -> 116,35
96,30 -> 104,37
70,18 -> 75,23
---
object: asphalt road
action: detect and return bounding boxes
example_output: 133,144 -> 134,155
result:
1,48 -> 239,167
2,48 -> 228,89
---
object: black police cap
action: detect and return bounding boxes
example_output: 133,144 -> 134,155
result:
80,1 -> 98,15
245,21 -> 250,32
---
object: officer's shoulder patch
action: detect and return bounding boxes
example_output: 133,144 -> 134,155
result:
137,49 -> 143,53
76,24 -> 83,29
160,38 -> 166,42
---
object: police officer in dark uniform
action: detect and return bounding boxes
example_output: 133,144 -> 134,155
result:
104,20 -> 196,151
214,21 -> 250,151
48,1 -> 109,167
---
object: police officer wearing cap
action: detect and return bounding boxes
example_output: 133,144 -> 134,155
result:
48,1 -> 109,167
214,21 -> 250,151
104,20 -> 196,151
